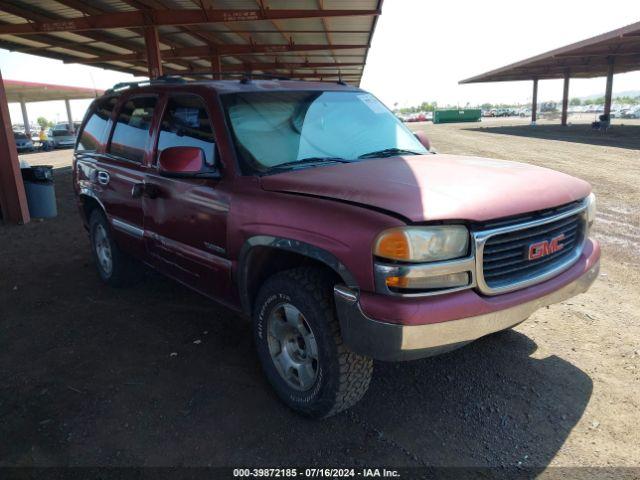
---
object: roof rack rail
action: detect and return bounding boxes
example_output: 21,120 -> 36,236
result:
104,71 -> 349,94
105,76 -> 187,94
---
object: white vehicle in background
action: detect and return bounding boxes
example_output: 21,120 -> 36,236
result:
621,106 -> 640,119
517,107 -> 532,117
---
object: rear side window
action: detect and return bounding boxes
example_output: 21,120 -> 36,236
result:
157,95 -> 216,166
77,97 -> 117,151
109,96 -> 157,163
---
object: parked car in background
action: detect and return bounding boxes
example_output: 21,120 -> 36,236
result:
621,107 -> 640,119
13,131 -> 35,153
50,122 -> 81,148
74,78 -> 600,418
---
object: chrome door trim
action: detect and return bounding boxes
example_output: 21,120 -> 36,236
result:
111,217 -> 144,239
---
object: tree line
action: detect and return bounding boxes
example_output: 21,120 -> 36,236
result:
395,95 -> 640,113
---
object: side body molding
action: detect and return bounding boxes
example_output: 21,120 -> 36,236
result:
237,235 -> 359,315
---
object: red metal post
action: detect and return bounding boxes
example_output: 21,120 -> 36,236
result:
0,70 -> 30,224
604,57 -> 615,117
531,78 -> 538,124
144,26 -> 163,79
211,54 -> 221,80
561,71 -> 570,126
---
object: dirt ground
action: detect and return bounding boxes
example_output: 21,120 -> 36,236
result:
1,121 -> 638,471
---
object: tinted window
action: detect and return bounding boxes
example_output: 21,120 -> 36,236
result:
109,96 -> 157,162
14,132 -> 28,140
77,97 -> 117,151
157,95 -> 216,166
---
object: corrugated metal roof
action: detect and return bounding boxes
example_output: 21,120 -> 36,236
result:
460,20 -> 640,83
0,0 -> 383,85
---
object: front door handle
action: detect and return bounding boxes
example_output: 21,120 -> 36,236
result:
96,171 -> 110,185
131,182 -> 161,199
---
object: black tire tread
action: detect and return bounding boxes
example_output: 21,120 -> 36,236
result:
280,267 -> 373,417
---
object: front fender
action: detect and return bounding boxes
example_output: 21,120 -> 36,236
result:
237,235 -> 359,315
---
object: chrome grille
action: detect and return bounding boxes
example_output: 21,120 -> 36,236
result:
475,202 -> 588,295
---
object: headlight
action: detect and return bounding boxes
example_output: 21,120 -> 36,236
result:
374,226 -> 469,263
586,192 -> 596,227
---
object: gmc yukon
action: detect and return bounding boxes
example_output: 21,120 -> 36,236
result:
73,78 -> 600,418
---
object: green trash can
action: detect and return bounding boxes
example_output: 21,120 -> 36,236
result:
21,165 -> 57,219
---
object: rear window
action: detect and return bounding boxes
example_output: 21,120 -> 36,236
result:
52,129 -> 73,137
77,97 -> 118,151
13,132 -> 27,140
108,96 -> 157,163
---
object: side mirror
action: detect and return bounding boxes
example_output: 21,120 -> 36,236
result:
414,131 -> 433,152
159,146 -> 219,178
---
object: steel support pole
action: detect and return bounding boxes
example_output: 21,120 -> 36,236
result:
144,26 -> 163,79
0,70 -> 30,224
604,58 -> 615,118
20,100 -> 30,135
211,55 -> 221,80
65,99 -> 74,133
561,71 -> 570,126
531,78 -> 538,125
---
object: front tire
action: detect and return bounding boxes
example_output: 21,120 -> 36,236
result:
253,267 -> 373,418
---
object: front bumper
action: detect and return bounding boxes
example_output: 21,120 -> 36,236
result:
335,240 -> 600,361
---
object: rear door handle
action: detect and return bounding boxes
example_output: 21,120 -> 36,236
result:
96,171 -> 110,185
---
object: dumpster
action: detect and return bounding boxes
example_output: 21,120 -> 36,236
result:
21,165 -> 57,218
433,109 -> 481,124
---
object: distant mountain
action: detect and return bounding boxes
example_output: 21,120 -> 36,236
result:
579,90 -> 640,100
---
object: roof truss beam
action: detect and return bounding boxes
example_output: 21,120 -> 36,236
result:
0,9 -> 380,35
163,61 -> 362,74
68,44 -> 368,65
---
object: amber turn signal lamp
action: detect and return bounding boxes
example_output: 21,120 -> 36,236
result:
375,230 -> 410,261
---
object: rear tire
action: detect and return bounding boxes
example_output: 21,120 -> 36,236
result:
253,267 -> 373,418
88,210 -> 142,287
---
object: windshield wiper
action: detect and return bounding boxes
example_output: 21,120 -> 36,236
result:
358,148 -> 422,159
268,156 -> 351,171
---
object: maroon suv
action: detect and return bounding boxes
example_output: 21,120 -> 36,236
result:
73,78 -> 600,418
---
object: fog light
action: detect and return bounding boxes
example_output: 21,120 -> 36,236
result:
386,272 -> 469,290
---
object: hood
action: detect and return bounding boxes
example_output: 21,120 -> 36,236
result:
259,154 -> 591,222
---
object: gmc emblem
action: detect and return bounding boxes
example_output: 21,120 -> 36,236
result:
527,234 -> 565,260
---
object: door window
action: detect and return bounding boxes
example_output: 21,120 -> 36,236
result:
157,95 -> 216,166
109,96 -> 157,163
77,96 -> 118,151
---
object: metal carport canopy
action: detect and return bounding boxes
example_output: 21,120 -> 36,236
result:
0,0 -> 383,84
0,0 -> 383,225
4,79 -> 103,102
459,20 -> 640,83
459,20 -> 640,127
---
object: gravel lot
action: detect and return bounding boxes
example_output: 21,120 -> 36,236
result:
1,120 -> 638,470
